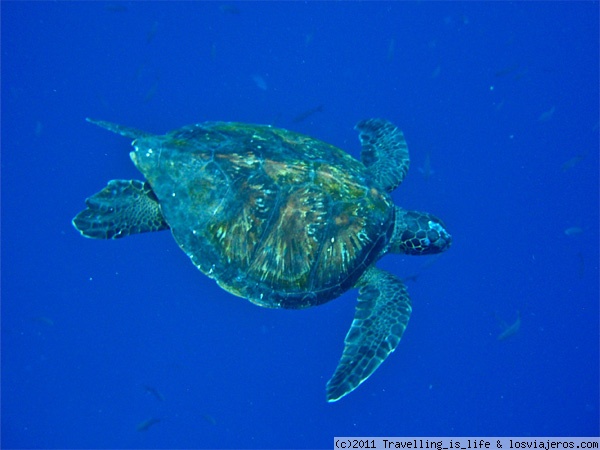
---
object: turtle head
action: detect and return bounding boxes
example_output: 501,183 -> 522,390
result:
392,208 -> 452,255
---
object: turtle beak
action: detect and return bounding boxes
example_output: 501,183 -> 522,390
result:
426,217 -> 452,253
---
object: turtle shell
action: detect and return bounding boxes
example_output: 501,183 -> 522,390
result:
129,122 -> 394,309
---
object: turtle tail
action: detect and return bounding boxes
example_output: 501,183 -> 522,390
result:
86,118 -> 152,140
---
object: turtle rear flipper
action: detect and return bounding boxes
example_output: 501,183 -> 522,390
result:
326,266 -> 411,402
73,180 -> 169,239
356,118 -> 410,192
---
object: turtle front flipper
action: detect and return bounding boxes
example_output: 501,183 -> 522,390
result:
356,119 -> 410,192
73,180 -> 169,239
326,266 -> 411,402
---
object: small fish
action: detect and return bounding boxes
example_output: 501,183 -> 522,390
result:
494,64 -> 520,78
513,66 -> 529,81
304,32 -> 314,46
202,413 -> 217,425
418,253 -> 443,271
143,384 -> 165,401
104,4 -> 128,13
387,38 -> 395,62
561,154 -> 586,172
418,153 -> 434,181
146,21 -> 158,45
33,316 -> 54,326
143,80 -> 159,103
252,74 -> 267,91
564,226 -> 584,237
220,4 -> 240,15
133,62 -> 146,81
136,417 -> 161,432
401,274 -> 420,283
537,106 -> 555,122
34,121 -> 43,137
497,311 -> 521,341
292,104 -> 324,123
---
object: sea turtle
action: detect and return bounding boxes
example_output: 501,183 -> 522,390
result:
73,118 -> 452,401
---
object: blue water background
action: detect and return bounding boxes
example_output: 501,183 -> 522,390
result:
2,2 -> 598,448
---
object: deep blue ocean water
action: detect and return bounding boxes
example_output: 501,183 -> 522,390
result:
2,2 -> 598,448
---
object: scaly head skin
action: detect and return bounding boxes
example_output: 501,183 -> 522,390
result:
391,208 -> 452,255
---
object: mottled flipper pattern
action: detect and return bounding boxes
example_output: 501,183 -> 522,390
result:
73,180 -> 169,239
356,119 -> 410,192
326,266 -> 411,402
